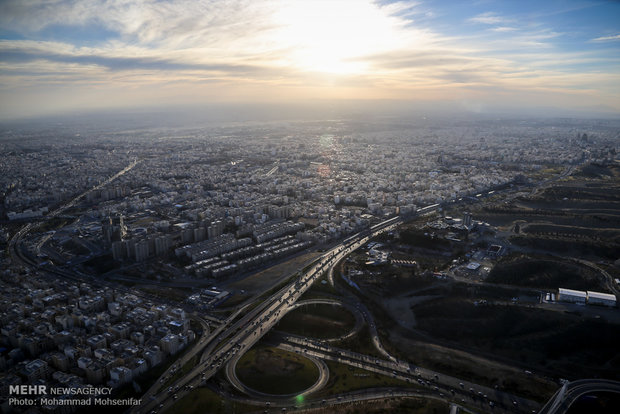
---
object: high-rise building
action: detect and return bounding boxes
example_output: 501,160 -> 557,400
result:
134,240 -> 150,262
463,212 -> 472,227
102,214 -> 127,243
207,220 -> 225,239
154,235 -> 171,256
159,334 -> 180,355
112,241 -> 125,261
193,227 -> 207,242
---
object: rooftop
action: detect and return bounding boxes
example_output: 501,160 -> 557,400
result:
587,291 -> 616,301
558,288 -> 587,298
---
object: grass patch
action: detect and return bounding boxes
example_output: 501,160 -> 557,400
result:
61,238 -> 90,255
301,276 -> 342,298
235,345 -> 319,395
256,275 -> 297,301
314,397 -> 449,414
335,326 -> 383,358
82,253 -> 119,274
319,361 -> 414,396
399,229 -> 451,251
170,386 -> 256,414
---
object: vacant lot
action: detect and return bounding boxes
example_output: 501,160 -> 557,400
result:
573,163 -> 617,179
399,229 -> 452,251
227,252 -> 320,294
510,235 -> 620,259
412,298 -> 620,381
384,330 -> 558,403
487,255 -> 606,291
476,163 -> 620,259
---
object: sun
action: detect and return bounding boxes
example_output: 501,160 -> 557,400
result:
272,0 -> 411,74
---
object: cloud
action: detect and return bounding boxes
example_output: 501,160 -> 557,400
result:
0,0 -> 279,51
490,26 -> 517,33
591,34 -> 620,42
468,12 -> 508,25
0,41 -> 264,74
0,0 -> 619,117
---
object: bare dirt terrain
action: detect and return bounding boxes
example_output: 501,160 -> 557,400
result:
227,251 -> 321,294
384,294 -> 441,329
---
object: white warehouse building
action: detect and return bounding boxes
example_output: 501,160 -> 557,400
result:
587,291 -> 617,307
557,288 -> 587,304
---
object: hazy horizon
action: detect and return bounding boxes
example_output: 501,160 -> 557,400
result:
2,100 -> 620,134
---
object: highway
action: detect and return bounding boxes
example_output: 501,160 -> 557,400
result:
538,379 -> 620,414
270,335 -> 540,414
8,158 -> 139,269
134,213 -> 405,413
141,195 -> 551,414
207,385 -> 495,413
144,168 -> 618,414
138,203 -> 552,414
134,203 -> 544,414
324,243 -> 395,360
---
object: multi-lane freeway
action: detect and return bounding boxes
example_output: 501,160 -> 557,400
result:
133,206 -> 542,414
133,203 -> 546,414
134,213 -> 405,413
137,190 -> 594,414
273,336 -> 539,413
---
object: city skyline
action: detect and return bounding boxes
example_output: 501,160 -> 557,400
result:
1,0 -> 620,120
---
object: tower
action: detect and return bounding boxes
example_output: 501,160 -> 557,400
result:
463,212 -> 472,228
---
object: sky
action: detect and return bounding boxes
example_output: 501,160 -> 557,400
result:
1,0 -> 619,120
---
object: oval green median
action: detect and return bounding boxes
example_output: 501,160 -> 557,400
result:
235,345 -> 320,395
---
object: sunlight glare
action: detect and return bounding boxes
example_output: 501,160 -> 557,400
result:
273,0 -> 411,74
